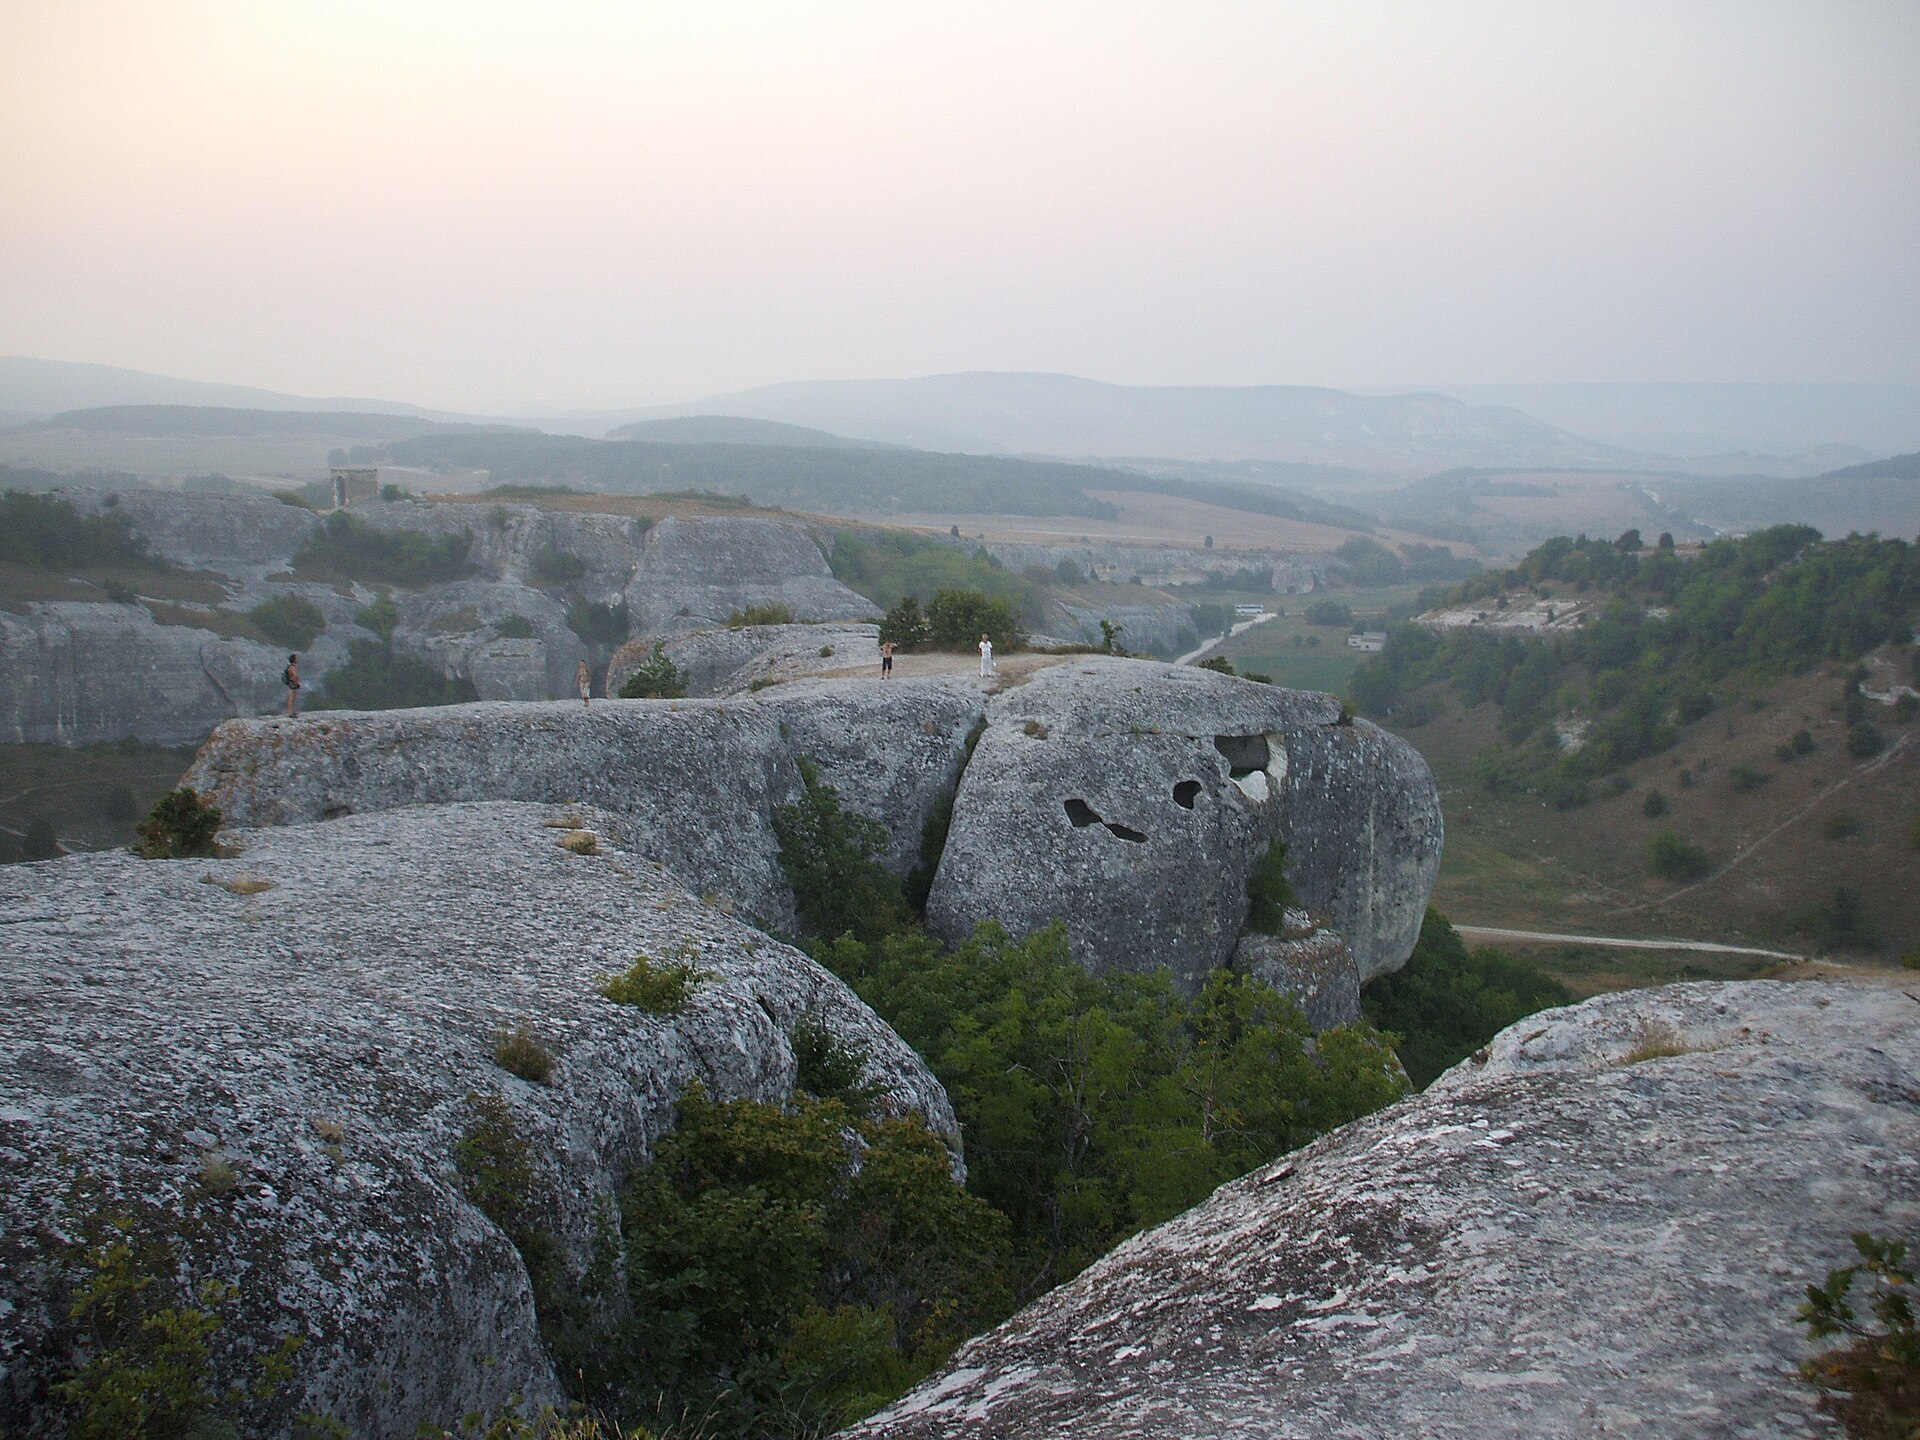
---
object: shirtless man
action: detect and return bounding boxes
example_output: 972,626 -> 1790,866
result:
880,639 -> 895,679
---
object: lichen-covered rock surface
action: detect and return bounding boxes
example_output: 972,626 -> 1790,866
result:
622,516 -> 873,636
924,658 -> 1442,988
0,802 -> 955,1437
608,621 -> 882,698
847,979 -> 1920,1439
1232,917 -> 1361,1030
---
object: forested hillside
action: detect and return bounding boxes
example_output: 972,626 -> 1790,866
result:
1352,526 -> 1920,806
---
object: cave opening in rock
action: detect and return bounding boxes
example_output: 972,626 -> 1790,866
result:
1173,780 -> 1201,809
1214,734 -> 1269,779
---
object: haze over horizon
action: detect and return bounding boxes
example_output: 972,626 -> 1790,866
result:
4,1 -> 1917,414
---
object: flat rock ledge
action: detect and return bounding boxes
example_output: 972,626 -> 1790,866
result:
845,979 -> 1920,1440
0,803 -> 956,1438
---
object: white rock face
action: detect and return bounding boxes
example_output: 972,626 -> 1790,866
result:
846,979 -> 1920,1440
0,803 -> 956,1437
623,516 -> 874,636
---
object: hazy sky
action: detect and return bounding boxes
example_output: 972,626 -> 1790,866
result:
3,1 -> 1916,412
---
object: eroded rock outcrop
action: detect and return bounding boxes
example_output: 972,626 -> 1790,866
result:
0,802 -> 956,1437
0,602 -> 318,745
608,622 -> 882,698
924,659 -> 1441,988
847,979 -> 1920,1439
623,516 -> 873,636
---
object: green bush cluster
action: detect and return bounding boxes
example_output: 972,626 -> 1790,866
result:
247,594 -> 327,649
1798,1232 -> 1918,1436
879,589 -> 1025,652
1242,841 -> 1294,933
599,952 -> 707,1012
611,1084 -> 1012,1435
134,788 -> 224,859
527,545 -> 587,585
831,530 -> 1043,622
616,643 -> 686,699
313,645 -> 478,712
0,491 -> 158,571
565,599 -> 629,650
1350,526 -> 1920,802
493,613 -> 537,639
1361,909 -> 1572,1088
1304,599 -> 1354,628
1647,828 -> 1712,882
295,511 -> 474,586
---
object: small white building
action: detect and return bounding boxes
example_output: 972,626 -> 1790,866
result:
1347,631 -> 1387,651
1234,604 -> 1266,619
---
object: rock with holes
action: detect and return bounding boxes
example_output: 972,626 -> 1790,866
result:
0,802 -> 957,1438
1232,917 -> 1361,1030
922,658 -> 1441,989
844,978 -> 1920,1439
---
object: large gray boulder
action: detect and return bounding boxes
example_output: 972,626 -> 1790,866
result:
184,701 -> 807,926
390,580 -> 584,701
75,489 -> 320,570
846,978 -> 1920,1439
0,802 -> 956,1438
624,516 -> 874,636
923,659 -> 1441,988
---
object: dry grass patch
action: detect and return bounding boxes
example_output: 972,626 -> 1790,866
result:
492,1024 -> 555,1085
203,873 -> 273,895
558,829 -> 599,856
1622,1017 -> 1694,1064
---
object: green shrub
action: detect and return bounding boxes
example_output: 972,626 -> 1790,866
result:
1243,842 -> 1294,933
615,1084 -> 1013,1435
1362,909 -> 1572,1088
1798,1232 -> 1919,1437
1791,727 -> 1817,755
1647,828 -> 1711,881
617,642 -> 686,699
1847,722 -> 1886,758
493,613 -> 536,639
1729,763 -> 1769,793
1305,599 -> 1354,627
454,1094 -> 563,1346
599,952 -> 707,1012
1197,655 -> 1236,675
790,1014 -> 878,1114
774,758 -> 911,943
925,588 -> 1025,650
22,816 -> 60,861
312,642 -> 478,711
527,545 -> 587,585
565,599 -> 629,649
48,1185 -> 302,1439
134,788 -> 224,859
728,602 -> 794,627
1641,789 -> 1669,818
0,492 -> 157,570
492,1025 -> 555,1084
247,594 -> 327,650
1822,812 -> 1862,840
1803,886 -> 1875,953
879,595 -> 931,649
295,510 -> 473,586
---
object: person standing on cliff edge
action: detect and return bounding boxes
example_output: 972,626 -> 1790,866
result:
282,654 -> 300,718
576,658 -> 593,708
979,633 -> 995,678
880,638 -> 894,679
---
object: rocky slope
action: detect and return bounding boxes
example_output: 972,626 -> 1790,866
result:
3,492 -> 877,743
0,802 -> 955,1436
845,979 -> 1920,1439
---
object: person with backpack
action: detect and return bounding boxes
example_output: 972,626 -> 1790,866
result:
282,654 -> 301,717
